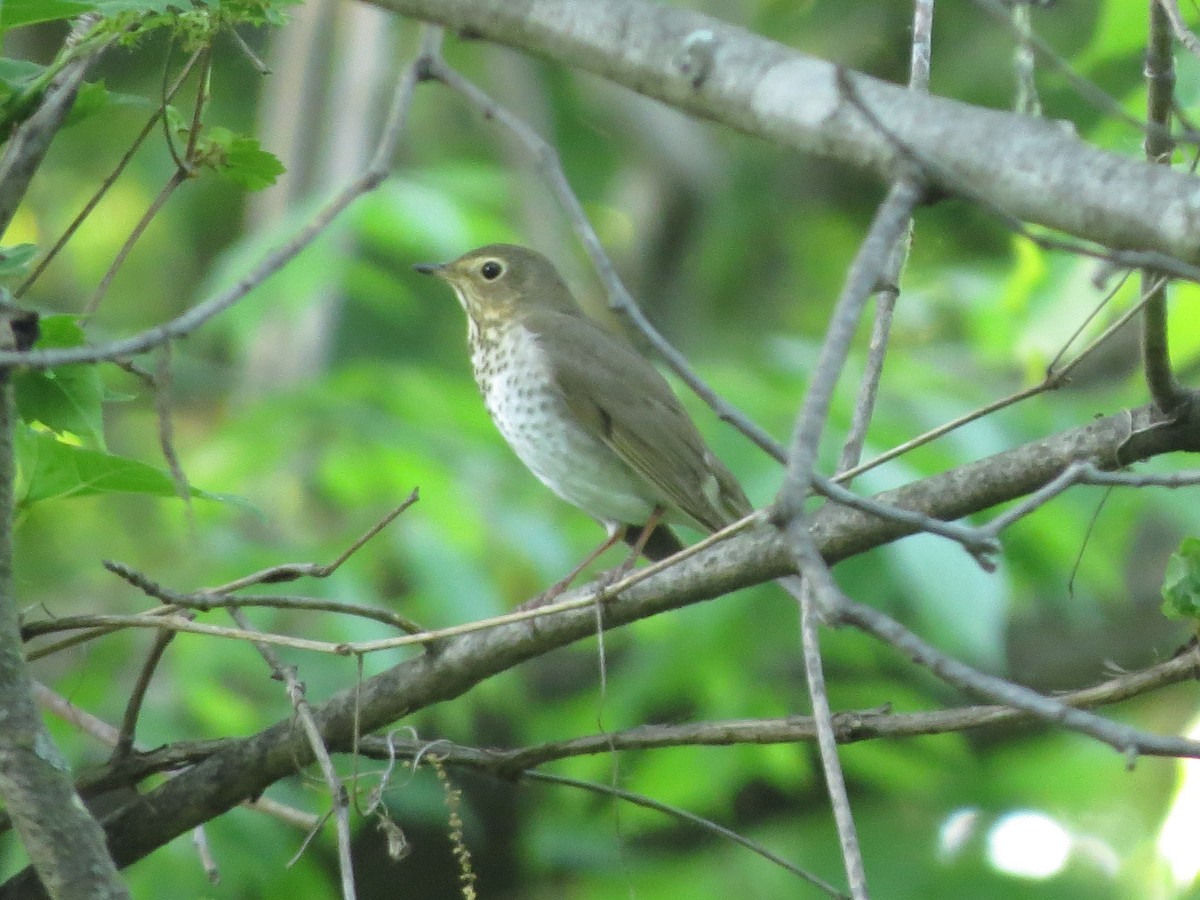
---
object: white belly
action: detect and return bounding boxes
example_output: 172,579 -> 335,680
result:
473,327 -> 660,527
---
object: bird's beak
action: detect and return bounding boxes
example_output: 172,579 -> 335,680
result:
412,262 -> 445,277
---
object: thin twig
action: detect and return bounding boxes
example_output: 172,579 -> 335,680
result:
347,512 -> 766,655
982,460 -> 1200,535
181,48 -> 211,163
779,181 -> 923,510
81,169 -> 187,318
128,589 -> 420,633
455,650 -> 1200,770
28,612 -> 346,653
1045,268 -> 1133,373
112,627 -> 178,760
0,29 -> 440,371
207,489 -> 420,593
836,269 -> 900,477
522,770 -> 847,898
835,271 -> 1162,486
774,179 -> 925,898
836,0 -> 930,475
970,0 -> 1191,144
1142,0 -> 1191,415
227,26 -> 271,74
797,573 -> 866,899
47,646 -> 1200,820
193,827 -> 220,884
813,474 -> 998,567
1156,0 -> 1200,57
153,343 -> 196,534
82,45 -> 210,319
228,608 -> 357,900
839,596 -> 1200,760
17,49 -> 205,297
22,605 -> 180,662
1010,1 -> 1042,116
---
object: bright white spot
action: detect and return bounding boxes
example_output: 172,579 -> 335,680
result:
986,810 -> 1071,879
1157,717 -> 1200,886
938,807 -> 981,860
750,59 -> 838,129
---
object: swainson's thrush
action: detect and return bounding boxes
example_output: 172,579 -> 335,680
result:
415,244 -> 751,593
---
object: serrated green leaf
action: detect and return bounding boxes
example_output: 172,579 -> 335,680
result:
1161,537 -> 1200,621
0,244 -> 37,278
0,0 -> 98,33
203,127 -> 284,190
14,426 -> 207,509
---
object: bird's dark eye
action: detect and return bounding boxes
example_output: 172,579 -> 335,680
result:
480,260 -> 504,281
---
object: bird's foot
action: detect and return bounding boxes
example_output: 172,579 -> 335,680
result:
515,528 -> 631,611
594,555 -> 639,603
515,577 -> 574,612
517,554 -> 638,612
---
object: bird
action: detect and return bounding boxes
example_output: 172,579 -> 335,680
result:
415,243 -> 752,599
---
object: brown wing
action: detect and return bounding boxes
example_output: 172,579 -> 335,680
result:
525,309 -> 751,532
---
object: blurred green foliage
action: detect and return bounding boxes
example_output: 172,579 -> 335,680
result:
1,1 -> 1199,898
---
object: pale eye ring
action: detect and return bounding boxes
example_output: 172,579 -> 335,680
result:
480,260 -> 504,281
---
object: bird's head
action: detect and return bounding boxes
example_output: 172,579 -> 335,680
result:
414,244 -> 579,328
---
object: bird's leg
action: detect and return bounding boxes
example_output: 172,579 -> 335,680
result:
517,525 -> 627,610
517,506 -> 668,610
597,505 -> 666,600
621,505 -> 666,572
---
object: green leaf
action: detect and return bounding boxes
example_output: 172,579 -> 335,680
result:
15,426 -> 204,509
202,127 -> 284,190
0,0 -> 98,33
1162,537 -> 1200,621
14,316 -> 106,450
13,369 -> 106,450
66,79 -> 114,127
0,59 -> 50,141
1162,537 -> 1200,620
0,59 -> 45,85
0,244 -> 37,278
23,314 -> 84,351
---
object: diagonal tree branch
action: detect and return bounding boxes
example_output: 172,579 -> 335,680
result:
0,17 -> 111,235
371,0 -> 1200,266
0,395 -> 1186,892
4,4 -> 1200,896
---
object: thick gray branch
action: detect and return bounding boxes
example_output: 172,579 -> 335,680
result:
0,400 -> 1184,892
373,0 -> 1200,264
